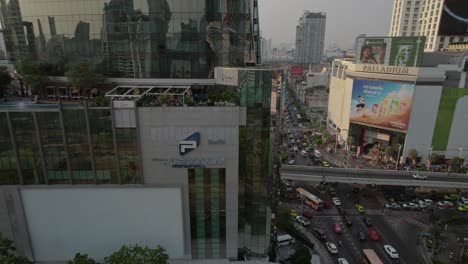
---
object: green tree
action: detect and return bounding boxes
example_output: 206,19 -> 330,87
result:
17,61 -> 48,97
280,152 -> 289,162
277,208 -> 293,231
385,145 -> 398,161
104,245 -> 169,264
0,233 -> 32,264
68,253 -> 99,264
322,130 -> 333,144
450,157 -> 463,173
291,243 -> 311,264
407,148 -> 419,165
65,62 -> 104,99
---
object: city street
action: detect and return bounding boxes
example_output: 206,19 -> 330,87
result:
280,180 -> 431,263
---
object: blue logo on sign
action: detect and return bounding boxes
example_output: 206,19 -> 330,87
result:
179,132 -> 201,156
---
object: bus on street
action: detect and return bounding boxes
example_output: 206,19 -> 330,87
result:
362,249 -> 383,264
296,188 -> 324,210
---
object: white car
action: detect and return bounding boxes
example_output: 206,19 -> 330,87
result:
288,160 -> 296,165
437,201 -> 454,209
422,198 -> 434,205
325,242 -> 338,254
384,245 -> 399,259
291,139 -> 296,144
412,173 -> 428,180
295,216 -> 310,226
337,258 -> 349,264
418,200 -> 429,208
332,197 -> 341,206
301,150 -> 307,157
314,150 -> 321,158
403,202 -> 419,210
293,146 -> 299,151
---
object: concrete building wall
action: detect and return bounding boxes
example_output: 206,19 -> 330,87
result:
138,107 -> 244,259
404,84 -> 443,161
327,76 -> 353,139
21,188 -> 184,262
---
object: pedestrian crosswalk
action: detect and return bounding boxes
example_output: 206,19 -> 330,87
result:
282,202 -> 429,217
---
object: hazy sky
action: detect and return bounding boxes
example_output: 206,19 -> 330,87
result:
258,0 -> 393,50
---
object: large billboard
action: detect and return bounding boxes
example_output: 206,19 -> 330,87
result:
355,37 -> 425,67
290,66 -> 304,77
439,0 -> 468,35
350,79 -> 414,132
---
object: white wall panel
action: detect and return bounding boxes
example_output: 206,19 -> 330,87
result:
21,188 -> 184,262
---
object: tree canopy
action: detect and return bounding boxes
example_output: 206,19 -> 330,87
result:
407,148 -> 419,164
104,245 -> 169,264
17,61 -> 48,96
65,62 -> 104,97
0,233 -> 32,264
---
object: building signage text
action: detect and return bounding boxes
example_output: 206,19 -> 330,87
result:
362,65 -> 410,75
153,158 -> 225,168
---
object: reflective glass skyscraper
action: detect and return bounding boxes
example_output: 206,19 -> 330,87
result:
0,0 -> 260,78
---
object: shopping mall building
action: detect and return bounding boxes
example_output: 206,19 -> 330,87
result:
328,50 -> 468,164
0,0 -> 281,263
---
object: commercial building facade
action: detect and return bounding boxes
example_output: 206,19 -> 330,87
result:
328,54 -> 468,164
390,0 -> 468,52
0,0 -> 261,78
0,67 -> 280,263
294,11 -> 326,68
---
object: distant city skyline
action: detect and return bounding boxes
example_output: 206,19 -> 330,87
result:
258,0 -> 393,50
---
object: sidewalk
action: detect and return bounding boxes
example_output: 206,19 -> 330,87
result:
317,144 -> 381,169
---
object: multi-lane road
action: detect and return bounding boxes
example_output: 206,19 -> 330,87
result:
281,165 -> 468,188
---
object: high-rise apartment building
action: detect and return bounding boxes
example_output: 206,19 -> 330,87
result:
294,11 -> 326,68
0,0 -> 279,263
390,0 -> 468,52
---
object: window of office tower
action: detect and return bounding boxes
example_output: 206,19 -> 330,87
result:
0,0 -> 255,78
189,168 -> 226,259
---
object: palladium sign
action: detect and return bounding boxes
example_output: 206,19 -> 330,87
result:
362,65 -> 410,75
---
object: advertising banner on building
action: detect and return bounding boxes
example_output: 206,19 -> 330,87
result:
355,37 -> 425,67
290,66 -> 304,77
350,79 -> 414,132
438,0 -> 468,35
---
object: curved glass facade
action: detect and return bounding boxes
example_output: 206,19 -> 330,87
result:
0,0 -> 258,78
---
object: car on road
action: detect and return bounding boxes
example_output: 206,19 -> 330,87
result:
325,242 -> 338,255
293,146 -> 299,151
314,150 -> 321,158
322,160 -> 330,167
337,258 -> 349,264
437,201 -> 454,209
385,202 -> 402,209
368,228 -> 380,241
412,173 -> 428,180
363,217 -> 373,226
333,223 -> 343,234
295,216 -> 310,226
300,150 -> 307,157
342,215 -> 352,226
288,160 -> 296,165
358,231 -> 366,241
332,197 -> 341,206
384,245 -> 399,259
312,228 -> 326,240
403,202 -> 419,210
289,209 -> 298,218
290,139 -> 295,144
328,188 -> 336,196
355,204 -> 365,214
457,205 -> 468,212
443,194 -> 458,201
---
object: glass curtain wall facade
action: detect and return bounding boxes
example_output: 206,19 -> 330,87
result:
0,104 -> 140,185
189,168 -> 226,259
238,69 -> 275,257
0,0 -> 258,78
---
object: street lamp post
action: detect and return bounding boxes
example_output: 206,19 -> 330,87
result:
396,145 -> 403,170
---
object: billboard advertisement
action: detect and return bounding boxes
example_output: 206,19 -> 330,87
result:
355,37 -> 425,67
350,79 -> 414,132
438,0 -> 468,35
290,66 -> 304,77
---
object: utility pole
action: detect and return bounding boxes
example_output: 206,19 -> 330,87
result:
396,144 -> 402,170
459,147 -> 463,159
